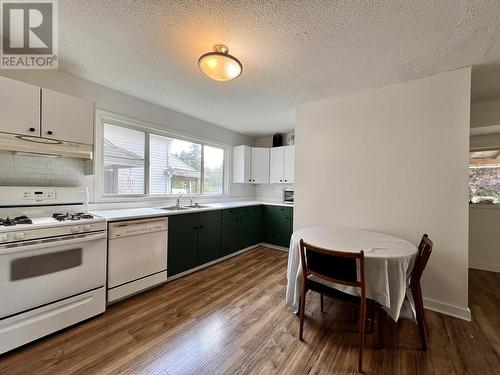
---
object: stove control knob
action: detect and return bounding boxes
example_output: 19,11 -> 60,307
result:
0,234 -> 9,242
71,226 -> 82,233
14,232 -> 26,240
83,225 -> 91,232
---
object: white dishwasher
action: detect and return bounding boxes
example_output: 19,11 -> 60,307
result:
107,217 -> 168,303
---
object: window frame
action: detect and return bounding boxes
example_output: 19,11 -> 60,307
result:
95,110 -> 229,202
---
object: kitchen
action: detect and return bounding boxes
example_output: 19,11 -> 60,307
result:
1,1 -> 500,374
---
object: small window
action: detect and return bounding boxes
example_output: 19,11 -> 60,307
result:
103,124 -> 145,195
203,145 -> 224,194
149,134 -> 202,195
469,149 -> 500,204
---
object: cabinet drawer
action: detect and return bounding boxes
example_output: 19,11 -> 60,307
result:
168,213 -> 198,228
222,207 -> 246,219
199,210 -> 221,224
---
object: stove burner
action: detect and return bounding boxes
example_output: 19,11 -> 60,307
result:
0,215 -> 33,226
52,212 -> 94,222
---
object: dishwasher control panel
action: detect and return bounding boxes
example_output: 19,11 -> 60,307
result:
109,218 -> 168,239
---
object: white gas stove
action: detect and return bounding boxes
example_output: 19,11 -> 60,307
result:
0,187 -> 107,354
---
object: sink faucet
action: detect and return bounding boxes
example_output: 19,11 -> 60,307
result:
176,194 -> 183,207
190,197 -> 195,206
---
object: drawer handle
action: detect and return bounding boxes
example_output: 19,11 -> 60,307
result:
28,127 -> 36,132
47,130 -> 53,135
193,226 -> 198,230
199,225 -> 204,229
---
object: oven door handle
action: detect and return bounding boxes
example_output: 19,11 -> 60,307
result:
0,231 -> 107,255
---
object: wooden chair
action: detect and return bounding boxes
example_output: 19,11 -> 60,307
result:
409,234 -> 433,351
299,239 -> 366,373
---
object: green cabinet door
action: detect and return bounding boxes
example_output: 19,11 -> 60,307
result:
261,205 -> 276,244
221,216 -> 239,256
168,213 -> 199,276
275,206 -> 293,248
246,206 -> 262,246
198,210 -> 222,264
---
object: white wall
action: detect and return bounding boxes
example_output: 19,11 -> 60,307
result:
0,71 -> 256,202
295,68 -> 471,320
471,99 -> 500,128
469,206 -> 500,273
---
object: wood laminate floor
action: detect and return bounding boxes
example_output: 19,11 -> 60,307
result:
0,247 -> 499,374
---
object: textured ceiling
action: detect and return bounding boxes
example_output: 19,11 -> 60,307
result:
58,1 -> 500,136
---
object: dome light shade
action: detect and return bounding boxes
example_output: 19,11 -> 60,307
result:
198,44 -> 242,81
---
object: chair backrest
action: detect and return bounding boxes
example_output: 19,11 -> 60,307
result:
299,239 -> 365,288
410,234 -> 433,288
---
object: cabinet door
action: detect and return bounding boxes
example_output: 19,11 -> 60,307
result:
232,145 -> 252,183
283,145 -> 295,183
261,205 -> 276,244
0,76 -> 40,136
198,211 -> 221,264
246,206 -> 262,246
275,206 -> 293,248
167,214 -> 199,276
221,217 -> 239,256
251,147 -> 270,183
41,88 -> 94,144
270,147 -> 284,183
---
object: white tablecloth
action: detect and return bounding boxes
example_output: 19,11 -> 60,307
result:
286,226 -> 418,321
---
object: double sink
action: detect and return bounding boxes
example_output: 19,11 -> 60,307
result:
160,204 -> 211,211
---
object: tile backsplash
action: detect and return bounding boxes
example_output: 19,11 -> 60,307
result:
0,152 -> 86,186
255,183 -> 293,203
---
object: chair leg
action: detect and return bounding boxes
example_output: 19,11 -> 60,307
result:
414,285 -> 428,351
320,293 -> 324,313
358,298 -> 366,373
299,286 -> 307,341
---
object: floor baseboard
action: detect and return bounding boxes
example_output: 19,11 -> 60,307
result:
260,243 -> 289,252
423,297 -> 471,321
469,261 -> 500,273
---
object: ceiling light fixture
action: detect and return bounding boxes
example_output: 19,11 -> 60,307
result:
198,44 -> 242,81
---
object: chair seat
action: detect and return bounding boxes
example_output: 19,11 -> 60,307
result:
307,275 -> 361,304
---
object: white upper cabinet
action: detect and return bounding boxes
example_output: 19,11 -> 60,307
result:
283,145 -> 295,183
233,145 -> 252,183
0,76 -> 40,137
233,146 -> 270,183
270,145 -> 295,183
41,89 -> 94,145
251,147 -> 270,183
270,147 -> 285,183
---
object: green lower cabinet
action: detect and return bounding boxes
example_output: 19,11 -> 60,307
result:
221,205 -> 262,256
262,205 -> 294,248
168,204 -> 291,277
197,211 -> 222,264
275,206 -> 293,248
221,216 -> 241,256
167,213 -> 199,276
261,205 -> 276,244
246,206 -> 262,247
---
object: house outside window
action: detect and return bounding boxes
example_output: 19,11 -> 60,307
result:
97,112 -> 227,199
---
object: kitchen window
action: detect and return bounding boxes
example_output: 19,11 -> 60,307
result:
103,124 -> 146,195
97,113 -> 227,199
469,149 -> 500,204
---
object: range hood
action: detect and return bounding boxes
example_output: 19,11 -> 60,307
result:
0,132 -> 93,159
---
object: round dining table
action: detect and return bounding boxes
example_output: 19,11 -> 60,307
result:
286,226 -> 418,321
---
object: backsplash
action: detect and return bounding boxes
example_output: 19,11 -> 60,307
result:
255,183 -> 293,203
0,153 -> 85,187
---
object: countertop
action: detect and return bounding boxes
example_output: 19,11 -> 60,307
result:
91,201 -> 293,222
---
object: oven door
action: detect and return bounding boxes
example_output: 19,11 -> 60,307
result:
0,231 -> 106,318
